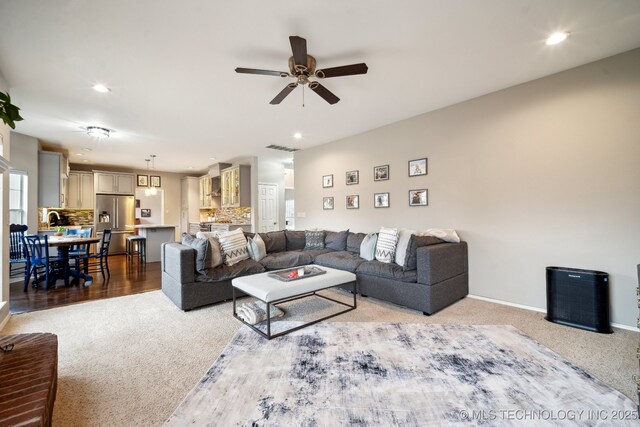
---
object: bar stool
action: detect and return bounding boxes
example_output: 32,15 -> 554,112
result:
126,235 -> 146,263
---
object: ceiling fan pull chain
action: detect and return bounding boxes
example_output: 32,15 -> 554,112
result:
302,85 -> 305,107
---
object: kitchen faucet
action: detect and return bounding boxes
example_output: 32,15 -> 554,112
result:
47,210 -> 60,226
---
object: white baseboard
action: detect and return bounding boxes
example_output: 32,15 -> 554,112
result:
468,294 -> 638,333
0,303 -> 10,331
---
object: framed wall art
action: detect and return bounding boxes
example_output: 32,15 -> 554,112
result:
408,158 -> 428,177
374,164 -> 389,181
374,192 -> 390,208
346,170 -> 359,185
322,174 -> 334,188
150,175 -> 161,188
323,197 -> 334,210
137,174 -> 149,187
346,195 -> 359,209
409,189 -> 428,206
141,209 -> 151,217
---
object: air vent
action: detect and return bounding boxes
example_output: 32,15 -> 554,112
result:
266,144 -> 300,152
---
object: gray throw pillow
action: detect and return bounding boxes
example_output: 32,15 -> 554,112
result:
360,233 -> 378,261
247,233 -> 267,262
325,229 -> 349,251
181,232 -> 209,273
347,232 -> 366,253
259,231 -> 286,253
196,231 -> 224,269
304,230 -> 325,250
285,230 -> 306,251
403,235 -> 443,271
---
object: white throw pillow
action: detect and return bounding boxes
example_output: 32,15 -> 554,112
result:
359,232 -> 378,261
247,233 -> 266,262
394,228 -> 416,266
375,227 -> 398,263
217,228 -> 250,266
196,231 -> 224,268
414,228 -> 461,243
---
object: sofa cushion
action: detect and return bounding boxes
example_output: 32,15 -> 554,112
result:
304,230 -> 325,250
347,232 -> 366,253
260,250 -> 314,270
395,228 -> 416,267
218,228 -> 250,266
360,232 -> 378,261
196,259 -> 265,282
302,248 -> 334,259
314,251 -> 365,273
375,227 -> 398,263
246,233 -> 267,262
285,230 -> 306,251
259,231 -> 286,253
181,233 -> 208,273
325,230 -> 349,251
404,235 -> 444,271
196,231 -> 224,269
356,260 -> 418,283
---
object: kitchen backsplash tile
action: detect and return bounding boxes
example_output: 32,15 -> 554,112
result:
39,208 -> 94,226
200,207 -> 251,224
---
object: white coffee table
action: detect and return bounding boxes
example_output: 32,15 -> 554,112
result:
232,266 -> 356,339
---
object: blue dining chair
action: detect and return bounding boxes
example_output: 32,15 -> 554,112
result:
9,224 -> 29,278
69,228 -> 93,276
22,234 -> 64,291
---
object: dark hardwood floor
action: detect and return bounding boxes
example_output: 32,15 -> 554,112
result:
9,255 -> 161,314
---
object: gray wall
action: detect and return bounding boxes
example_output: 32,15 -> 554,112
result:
294,49 -> 640,328
9,132 -> 39,233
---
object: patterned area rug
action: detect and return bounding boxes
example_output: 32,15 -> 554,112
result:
165,323 -> 637,426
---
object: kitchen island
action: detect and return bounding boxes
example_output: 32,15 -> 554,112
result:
134,225 -> 177,262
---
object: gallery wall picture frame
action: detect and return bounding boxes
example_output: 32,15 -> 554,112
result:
374,192 -> 390,208
409,189 -> 428,206
373,164 -> 389,181
346,194 -> 359,209
346,170 -> 359,185
322,174 -> 334,188
141,208 -> 151,217
323,197 -> 334,210
408,158 -> 428,177
137,174 -> 149,187
150,175 -> 161,188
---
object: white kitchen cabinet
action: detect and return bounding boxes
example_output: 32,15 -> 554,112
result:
221,165 -> 251,208
94,172 -> 135,195
67,171 -> 94,209
38,151 -> 68,208
198,175 -> 212,209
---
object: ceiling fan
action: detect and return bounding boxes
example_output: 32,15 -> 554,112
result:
235,36 -> 368,105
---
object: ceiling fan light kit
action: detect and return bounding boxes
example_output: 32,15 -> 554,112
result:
235,36 -> 368,105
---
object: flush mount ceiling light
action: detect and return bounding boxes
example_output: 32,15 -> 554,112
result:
92,83 -> 111,93
546,32 -> 569,45
86,126 -> 110,138
293,132 -> 302,139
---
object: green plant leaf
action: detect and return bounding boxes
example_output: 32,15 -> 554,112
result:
0,92 -> 8,102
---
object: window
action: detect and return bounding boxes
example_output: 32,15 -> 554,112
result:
9,171 -> 27,225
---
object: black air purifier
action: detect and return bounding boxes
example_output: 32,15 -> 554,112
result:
546,267 -> 612,334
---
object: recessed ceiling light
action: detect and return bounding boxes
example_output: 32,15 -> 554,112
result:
188,166 -> 194,169
546,32 -> 569,45
293,132 -> 302,139
82,147 -> 92,152
209,157 -> 216,160
83,159 -> 89,163
75,153 -> 84,156
93,83 -> 111,93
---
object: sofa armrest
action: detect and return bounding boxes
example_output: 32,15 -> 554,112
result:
161,242 -> 196,284
416,242 -> 468,285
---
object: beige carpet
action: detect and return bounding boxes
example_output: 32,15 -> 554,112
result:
2,290 -> 637,426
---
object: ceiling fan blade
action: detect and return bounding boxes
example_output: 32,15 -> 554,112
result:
235,67 -> 289,77
270,83 -> 298,105
289,36 -> 308,66
316,63 -> 368,78
309,82 -> 340,105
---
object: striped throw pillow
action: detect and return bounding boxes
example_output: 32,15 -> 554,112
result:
218,228 -> 250,266
375,227 -> 398,263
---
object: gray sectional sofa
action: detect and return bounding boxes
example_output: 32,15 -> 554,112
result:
161,229 -> 468,314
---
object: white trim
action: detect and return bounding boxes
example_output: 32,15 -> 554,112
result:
0,303 -> 10,331
468,294 -> 638,332
0,154 -> 9,173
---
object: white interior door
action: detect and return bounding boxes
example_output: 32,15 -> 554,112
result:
258,183 -> 278,232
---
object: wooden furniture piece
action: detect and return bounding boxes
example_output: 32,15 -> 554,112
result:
126,235 -> 147,263
85,229 -> 112,280
23,234 -> 64,291
0,333 -> 58,426
9,224 -> 29,278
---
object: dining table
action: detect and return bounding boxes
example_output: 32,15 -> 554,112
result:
45,235 -> 101,286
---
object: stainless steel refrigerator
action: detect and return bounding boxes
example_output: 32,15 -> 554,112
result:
95,194 -> 135,254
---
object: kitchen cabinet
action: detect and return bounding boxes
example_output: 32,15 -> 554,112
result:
38,151 -> 68,208
199,175 -> 212,209
94,172 -> 135,195
67,171 -> 94,209
181,177 -> 200,235
208,223 -> 252,233
221,165 -> 251,208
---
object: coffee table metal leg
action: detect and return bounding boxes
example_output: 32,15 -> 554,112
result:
232,287 -> 236,316
267,303 -> 271,339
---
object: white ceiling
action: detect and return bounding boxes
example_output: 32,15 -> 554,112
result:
1,0 -> 639,173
